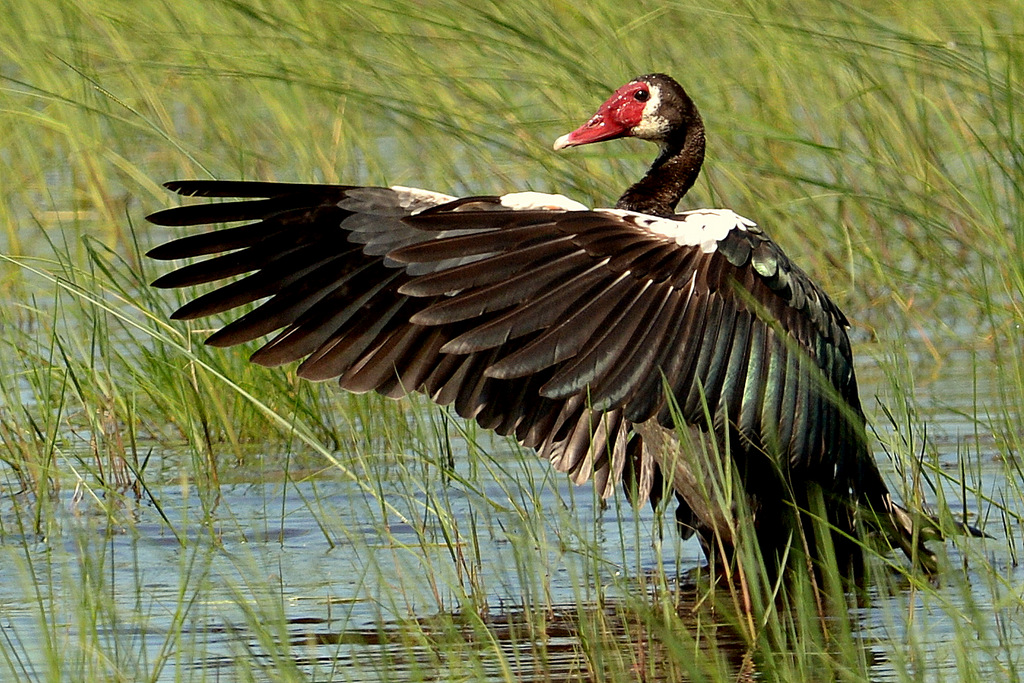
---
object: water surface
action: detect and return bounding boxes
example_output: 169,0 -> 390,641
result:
0,340 -> 1017,681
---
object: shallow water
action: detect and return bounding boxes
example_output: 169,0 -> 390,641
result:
0,341 -> 1019,681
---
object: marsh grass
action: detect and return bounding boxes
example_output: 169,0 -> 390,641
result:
1,0 -> 1022,680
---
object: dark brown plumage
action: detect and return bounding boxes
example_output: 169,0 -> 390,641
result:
147,74 -> 964,574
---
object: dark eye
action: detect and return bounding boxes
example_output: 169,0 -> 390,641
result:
634,89 -> 650,102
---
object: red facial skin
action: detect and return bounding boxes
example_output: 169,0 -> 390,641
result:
554,81 -> 650,149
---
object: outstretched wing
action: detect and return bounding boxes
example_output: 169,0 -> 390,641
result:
147,180 -> 870,505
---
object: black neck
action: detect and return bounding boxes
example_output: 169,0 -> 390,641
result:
614,116 -> 705,217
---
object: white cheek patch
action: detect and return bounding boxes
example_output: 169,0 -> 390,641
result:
632,84 -> 672,140
633,114 -> 671,139
498,191 -> 589,211
599,208 -> 755,253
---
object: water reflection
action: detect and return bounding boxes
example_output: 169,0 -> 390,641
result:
185,596 -> 753,682
0,457 -> 1010,683
0,343 -> 1016,681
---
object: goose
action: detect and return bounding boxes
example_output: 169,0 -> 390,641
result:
146,73 -> 953,574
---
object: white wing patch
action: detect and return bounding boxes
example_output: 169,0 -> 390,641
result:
499,192 -> 589,212
599,208 -> 755,253
338,186 -> 456,216
389,186 -> 458,214
341,186 -> 460,260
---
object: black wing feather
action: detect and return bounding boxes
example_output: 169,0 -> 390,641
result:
477,269 -> 632,377
147,180 -> 874,513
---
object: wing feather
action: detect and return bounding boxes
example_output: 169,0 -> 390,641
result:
147,220 -> 292,259
622,288 -> 688,423
148,180 -> 871,517
589,282 -> 675,410
478,270 -> 631,377
717,308 -> 753,427
398,236 -> 576,296
540,279 -> 658,402
225,263 -> 398,354
411,250 -> 592,326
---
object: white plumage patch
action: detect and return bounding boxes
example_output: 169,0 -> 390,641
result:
341,187 -> 459,260
632,83 -> 672,140
599,208 -> 755,253
389,186 -> 458,214
498,191 -> 589,211
339,186 -> 456,216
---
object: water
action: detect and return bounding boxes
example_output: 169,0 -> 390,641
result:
0,460 -> 691,681
0,342 -> 1019,682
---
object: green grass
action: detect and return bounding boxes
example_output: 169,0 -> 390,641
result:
1,0 -> 1022,680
